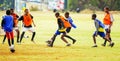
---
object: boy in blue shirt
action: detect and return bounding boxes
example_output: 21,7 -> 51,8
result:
1,10 -> 15,52
92,14 -> 114,47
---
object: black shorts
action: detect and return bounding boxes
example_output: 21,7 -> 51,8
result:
66,27 -> 71,33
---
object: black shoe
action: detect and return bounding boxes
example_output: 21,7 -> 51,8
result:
73,39 -> 76,44
110,42 -> 115,47
92,45 -> 97,47
46,40 -> 51,44
66,44 -> 71,46
101,44 -> 106,47
47,44 -> 53,47
10,49 -> 15,53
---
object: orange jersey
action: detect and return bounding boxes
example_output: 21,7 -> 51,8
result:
103,13 -> 113,25
58,16 -> 71,28
11,13 -> 19,26
23,14 -> 33,26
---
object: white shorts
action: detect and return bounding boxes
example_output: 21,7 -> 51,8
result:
13,27 -> 19,30
22,27 -> 35,32
104,25 -> 110,29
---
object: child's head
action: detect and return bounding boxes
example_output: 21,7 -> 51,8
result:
92,14 -> 97,20
65,12 -> 69,18
10,8 -> 14,14
6,10 -> 11,15
24,9 -> 29,14
104,6 -> 109,13
55,12 -> 60,18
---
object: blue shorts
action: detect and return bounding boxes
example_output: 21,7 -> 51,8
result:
93,31 -> 105,38
55,30 -> 65,35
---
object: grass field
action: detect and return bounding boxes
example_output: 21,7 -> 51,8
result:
0,11 -> 120,61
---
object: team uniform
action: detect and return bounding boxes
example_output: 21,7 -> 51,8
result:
19,13 -> 36,43
103,13 -> 114,33
93,19 -> 105,38
1,14 -> 15,52
2,12 -> 20,43
102,13 -> 114,46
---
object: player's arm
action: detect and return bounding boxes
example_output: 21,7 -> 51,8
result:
95,21 -> 100,36
1,19 -> 4,29
18,16 -> 23,21
30,15 -> 36,27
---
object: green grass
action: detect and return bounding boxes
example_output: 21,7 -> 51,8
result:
0,11 -> 120,61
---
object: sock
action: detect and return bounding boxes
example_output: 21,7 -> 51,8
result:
17,31 -> 20,42
104,40 -> 107,45
109,37 -> 112,41
8,39 -> 11,46
19,32 -> 25,43
31,32 -> 36,41
50,34 -> 57,46
11,38 -> 14,45
3,35 -> 6,43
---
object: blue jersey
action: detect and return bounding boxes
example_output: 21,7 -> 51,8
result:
67,17 -> 77,28
2,15 -> 13,32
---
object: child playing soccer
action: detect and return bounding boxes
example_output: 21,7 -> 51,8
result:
2,8 -> 20,44
91,14 -> 114,47
18,9 -> 36,44
47,12 -> 76,47
1,10 -> 15,52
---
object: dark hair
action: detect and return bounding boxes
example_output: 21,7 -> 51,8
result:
10,8 -> 14,11
92,14 -> 97,18
55,12 -> 60,16
105,6 -> 109,11
6,10 -> 11,15
65,12 -> 69,15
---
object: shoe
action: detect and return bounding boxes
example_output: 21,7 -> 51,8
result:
47,44 -> 53,47
2,42 -> 4,44
66,43 -> 71,46
110,42 -> 115,47
101,44 -> 106,47
46,40 -> 51,44
92,45 -> 97,47
17,41 -> 21,45
73,39 -> 76,44
10,45 -> 15,53
31,40 -> 36,44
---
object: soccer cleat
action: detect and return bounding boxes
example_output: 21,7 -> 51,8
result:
46,40 -> 51,44
47,44 -> 53,47
17,41 -> 21,45
66,43 -> 71,46
2,42 -> 4,44
101,44 -> 106,47
31,40 -> 36,44
10,45 -> 15,53
92,45 -> 98,47
110,42 -> 115,47
73,39 -> 76,44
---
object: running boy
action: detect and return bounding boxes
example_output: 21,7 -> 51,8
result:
91,14 -> 114,47
18,9 -> 36,44
102,7 -> 114,46
1,10 -> 15,52
2,8 -> 20,44
47,12 -> 76,47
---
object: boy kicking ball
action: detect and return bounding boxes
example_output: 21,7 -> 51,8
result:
91,14 -> 114,47
1,10 -> 15,53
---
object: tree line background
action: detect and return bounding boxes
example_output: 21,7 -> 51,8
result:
0,0 -> 120,11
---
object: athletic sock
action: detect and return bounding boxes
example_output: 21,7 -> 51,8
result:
11,38 -> 14,45
50,34 -> 57,46
31,32 -> 36,41
104,40 -> 107,45
3,35 -> 6,43
8,39 -> 11,46
19,32 -> 25,43
17,32 -> 20,42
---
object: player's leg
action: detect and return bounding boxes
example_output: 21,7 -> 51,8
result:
48,34 -> 57,47
61,33 -> 71,46
19,27 -> 27,44
10,31 -> 15,52
64,35 -> 76,44
100,32 -> 114,47
92,32 -> 97,47
15,29 -> 20,43
2,35 -> 6,44
29,27 -> 36,42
